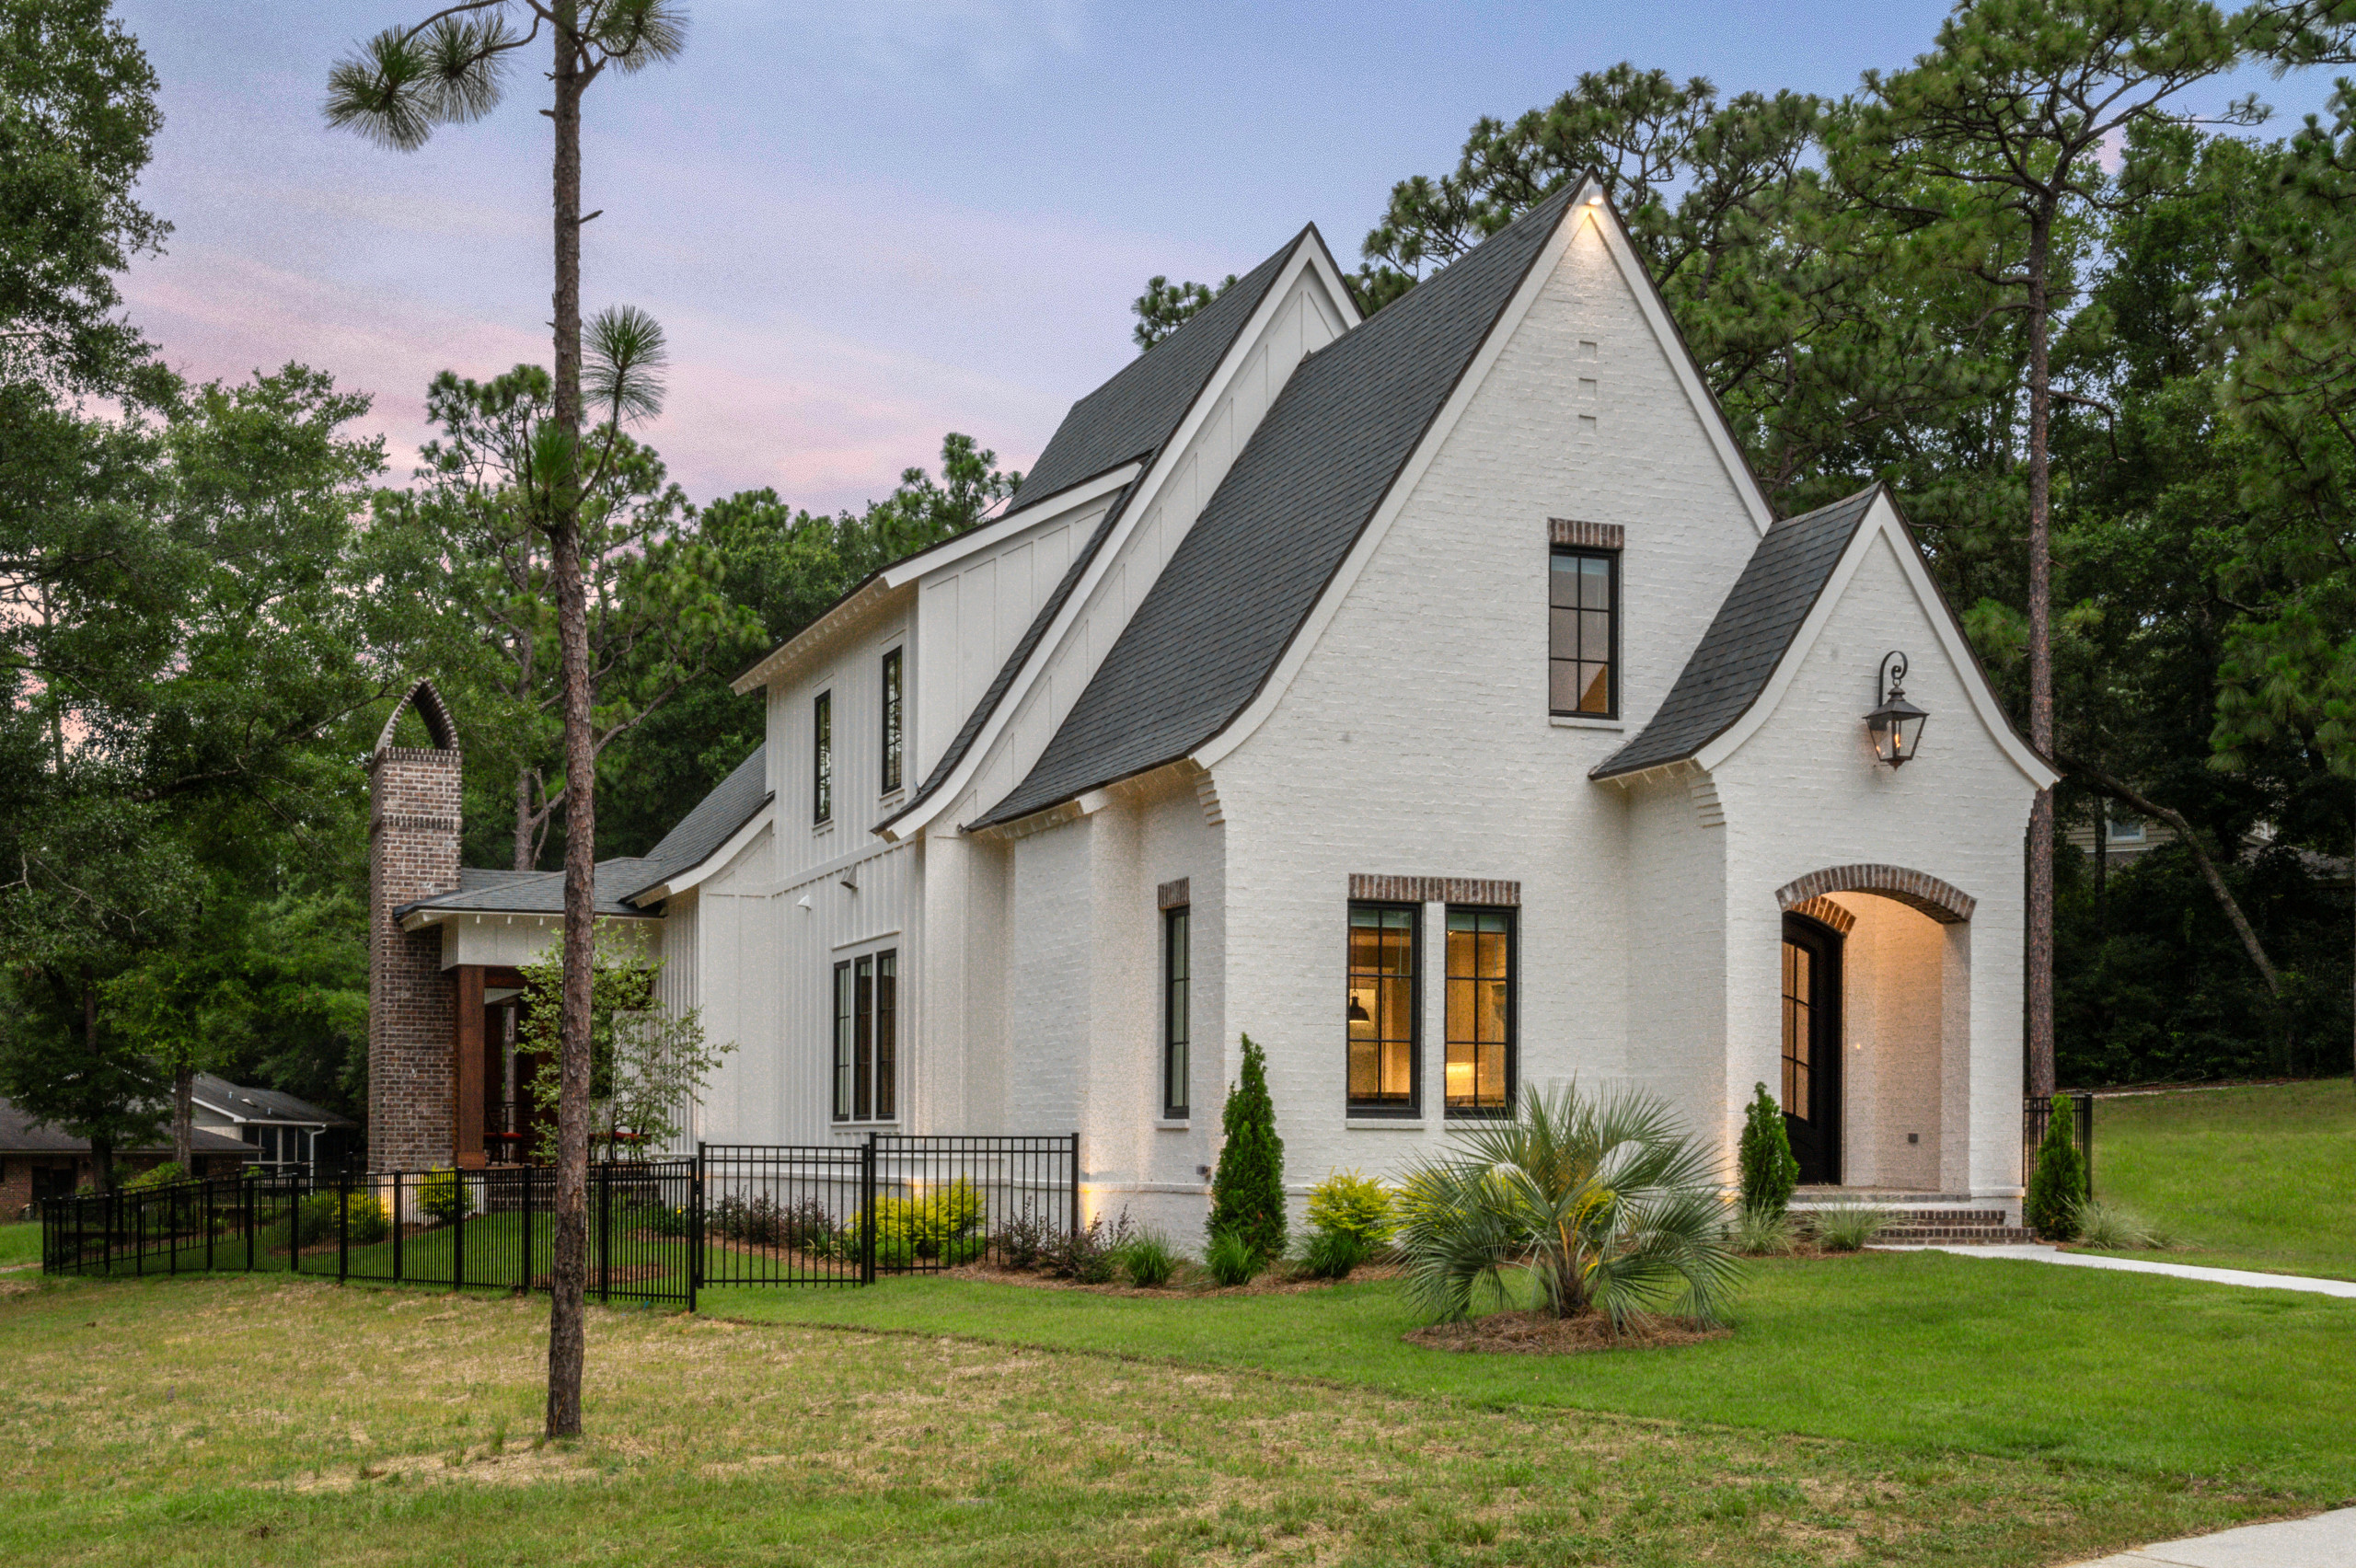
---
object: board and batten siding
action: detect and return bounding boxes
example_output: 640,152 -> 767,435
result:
765,600 -> 913,886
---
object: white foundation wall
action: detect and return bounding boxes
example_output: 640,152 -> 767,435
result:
950,268 -> 1352,829
1712,528 -> 2036,1198
1617,772 -> 1730,1150
1828,892 -> 1946,1191
1208,203 -> 1765,1206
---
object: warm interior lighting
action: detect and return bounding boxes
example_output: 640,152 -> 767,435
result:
1865,651 -> 1929,767
1347,990 -> 1371,1023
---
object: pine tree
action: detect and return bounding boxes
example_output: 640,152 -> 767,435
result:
1207,1034 -> 1286,1261
2025,1101 -> 2088,1239
1738,1081 -> 1799,1217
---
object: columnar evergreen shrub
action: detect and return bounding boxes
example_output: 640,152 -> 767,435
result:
1738,1082 -> 1799,1216
1207,1034 -> 1286,1261
2026,1103 -> 2088,1240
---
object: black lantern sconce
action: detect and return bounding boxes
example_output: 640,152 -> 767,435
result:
1865,651 -> 1929,767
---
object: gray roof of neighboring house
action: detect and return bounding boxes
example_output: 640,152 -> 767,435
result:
190,1073 -> 355,1129
395,744 -> 770,920
886,230 -> 1326,830
0,1097 -> 258,1157
1590,485 -> 1882,780
969,187 -> 1578,830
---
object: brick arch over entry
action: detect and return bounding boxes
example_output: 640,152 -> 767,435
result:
1775,865 -> 1975,925
373,678 -> 460,755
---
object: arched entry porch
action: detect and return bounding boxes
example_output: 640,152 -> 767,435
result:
1774,865 -> 1974,1193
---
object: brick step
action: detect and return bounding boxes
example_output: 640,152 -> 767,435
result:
1876,1225 -> 2039,1244
1791,1207 -> 2011,1227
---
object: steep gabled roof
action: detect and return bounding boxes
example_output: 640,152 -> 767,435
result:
969,186 -> 1580,830
884,227 -> 1331,829
190,1073 -> 356,1128
1590,486 -> 1881,780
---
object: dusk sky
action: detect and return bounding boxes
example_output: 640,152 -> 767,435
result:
113,2 -> 2341,515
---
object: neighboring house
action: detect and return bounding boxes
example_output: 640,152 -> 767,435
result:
0,1098 -> 256,1219
2062,812 -> 2174,862
367,178 -> 2056,1223
189,1074 -> 359,1175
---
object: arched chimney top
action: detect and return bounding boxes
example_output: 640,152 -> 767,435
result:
374,678 -> 460,755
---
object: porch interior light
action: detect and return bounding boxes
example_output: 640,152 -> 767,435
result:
1347,989 -> 1372,1023
1865,651 -> 1929,767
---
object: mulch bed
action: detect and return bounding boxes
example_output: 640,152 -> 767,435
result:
948,1260 -> 1406,1297
1404,1309 -> 1730,1356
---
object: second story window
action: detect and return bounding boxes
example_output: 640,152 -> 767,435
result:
1550,548 -> 1618,718
813,690 -> 833,824
881,647 -> 904,794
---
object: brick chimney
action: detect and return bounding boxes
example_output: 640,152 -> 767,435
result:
367,681 -> 463,1173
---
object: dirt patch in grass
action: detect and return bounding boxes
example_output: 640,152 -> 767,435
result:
1403,1309 -> 1731,1355
948,1259 -> 1404,1297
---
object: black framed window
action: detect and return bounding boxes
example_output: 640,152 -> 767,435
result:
812,690 -> 833,824
1163,906 -> 1190,1118
1549,548 -> 1618,717
1346,903 -> 1419,1113
832,949 -> 897,1122
881,648 -> 904,794
1445,907 -> 1515,1115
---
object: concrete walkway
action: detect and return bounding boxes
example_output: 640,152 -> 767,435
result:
1875,1241 -> 2356,1299
2067,1506 -> 2356,1566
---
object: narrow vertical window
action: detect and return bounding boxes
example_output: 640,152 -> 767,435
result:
1346,903 -> 1418,1114
1445,908 -> 1515,1115
852,954 -> 875,1121
881,648 -> 904,794
831,959 -> 854,1120
874,951 -> 896,1121
1163,905 -> 1191,1118
812,690 -> 833,824
1549,548 -> 1618,717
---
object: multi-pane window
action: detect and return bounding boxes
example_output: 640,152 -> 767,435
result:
1163,906 -> 1190,1118
1445,908 -> 1514,1115
1781,938 -> 1812,1118
881,648 -> 904,794
812,690 -> 833,824
1346,903 -> 1418,1113
1549,548 -> 1618,717
832,949 -> 897,1122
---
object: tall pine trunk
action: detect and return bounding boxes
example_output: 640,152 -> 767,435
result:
545,3 -> 595,1444
2024,208 -> 2056,1101
514,766 -> 537,872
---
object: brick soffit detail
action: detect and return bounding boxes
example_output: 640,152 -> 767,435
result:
1549,518 -> 1623,550
1349,874 -> 1520,906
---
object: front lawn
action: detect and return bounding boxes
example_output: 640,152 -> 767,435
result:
706,1250 -> 2356,1495
0,1271 -> 2330,1567
2086,1078 -> 2356,1280
0,1221 -> 39,1268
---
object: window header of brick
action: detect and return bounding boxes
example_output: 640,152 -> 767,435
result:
1787,895 -> 1857,935
1158,877 -> 1191,910
1349,874 -> 1520,906
1549,519 -> 1623,551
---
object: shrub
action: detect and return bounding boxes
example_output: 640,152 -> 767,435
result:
125,1161 -> 190,1192
2025,1105 -> 2087,1240
709,1194 -> 840,1253
992,1210 -> 1057,1270
1299,1228 -> 1369,1280
1725,1205 -> 1795,1256
1305,1170 -> 1393,1250
1117,1228 -> 1181,1288
298,1191 -> 390,1245
417,1168 -> 471,1224
1204,1228 -> 1261,1287
1396,1083 -> 1742,1331
1811,1204 -> 1894,1253
1043,1209 -> 1132,1284
2073,1199 -> 2161,1251
1207,1034 -> 1286,1261
854,1179 -> 985,1262
1738,1083 -> 1799,1217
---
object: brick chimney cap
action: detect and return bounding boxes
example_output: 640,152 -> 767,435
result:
374,678 -> 460,755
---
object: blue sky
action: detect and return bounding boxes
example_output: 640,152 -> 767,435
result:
112,1 -> 2342,513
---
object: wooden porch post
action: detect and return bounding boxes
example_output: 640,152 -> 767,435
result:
455,964 -> 487,1169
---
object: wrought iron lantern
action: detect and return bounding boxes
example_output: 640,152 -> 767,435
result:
1865,651 -> 1928,767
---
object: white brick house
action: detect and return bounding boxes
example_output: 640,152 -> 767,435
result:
380,178 -> 2056,1224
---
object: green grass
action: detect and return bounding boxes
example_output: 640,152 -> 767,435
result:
0,1270 -> 2334,1567
706,1251 -> 2356,1495
2086,1078 -> 2356,1280
0,1221 -> 40,1268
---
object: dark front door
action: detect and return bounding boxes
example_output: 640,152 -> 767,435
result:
1780,914 -> 1842,1185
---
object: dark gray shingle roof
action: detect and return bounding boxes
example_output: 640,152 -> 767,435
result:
398,745 -> 770,920
0,1096 -> 257,1157
191,1073 -> 355,1128
885,230 -> 1328,829
1590,485 -> 1881,779
970,187 -> 1579,830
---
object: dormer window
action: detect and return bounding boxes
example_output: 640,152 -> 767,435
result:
1550,548 -> 1618,718
813,690 -> 833,825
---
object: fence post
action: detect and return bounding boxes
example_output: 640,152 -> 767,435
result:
205,1181 -> 215,1273
288,1176 -> 301,1275
451,1175 -> 464,1293
689,1143 -> 705,1313
1068,1134 -> 1080,1244
860,1134 -> 877,1286
2077,1092 -> 2096,1198
597,1163 -> 611,1306
520,1166 -> 533,1294
338,1166 -> 351,1284
391,1171 -> 403,1285
244,1178 -> 255,1271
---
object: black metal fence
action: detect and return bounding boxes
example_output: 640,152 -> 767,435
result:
42,1135 -> 1078,1305
2023,1092 -> 2096,1192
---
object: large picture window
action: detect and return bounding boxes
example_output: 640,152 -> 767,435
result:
1163,905 -> 1190,1118
1549,548 -> 1618,717
832,949 -> 896,1122
881,648 -> 904,794
1346,903 -> 1419,1113
812,690 -> 833,824
1445,908 -> 1514,1115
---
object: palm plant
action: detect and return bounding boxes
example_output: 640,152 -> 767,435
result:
1394,1083 -> 1742,1332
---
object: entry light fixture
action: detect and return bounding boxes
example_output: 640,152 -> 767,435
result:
1865,651 -> 1929,768
1347,989 -> 1372,1024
